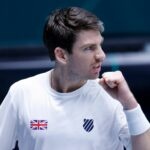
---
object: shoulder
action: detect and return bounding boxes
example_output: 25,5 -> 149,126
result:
4,71 -> 50,107
10,71 -> 50,92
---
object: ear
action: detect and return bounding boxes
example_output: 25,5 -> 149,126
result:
54,47 -> 68,64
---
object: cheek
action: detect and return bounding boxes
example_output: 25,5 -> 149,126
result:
68,53 -> 93,71
73,57 -> 92,72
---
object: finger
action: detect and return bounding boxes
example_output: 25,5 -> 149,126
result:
104,80 -> 118,88
101,72 -> 118,88
99,78 -> 110,90
101,76 -> 118,88
99,78 -> 105,86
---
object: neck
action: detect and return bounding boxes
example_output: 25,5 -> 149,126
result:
50,69 -> 86,93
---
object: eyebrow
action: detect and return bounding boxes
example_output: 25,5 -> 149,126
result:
80,37 -> 104,49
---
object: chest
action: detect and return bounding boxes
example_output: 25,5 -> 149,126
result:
17,93 -> 121,149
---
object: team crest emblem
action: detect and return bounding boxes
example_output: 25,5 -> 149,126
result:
83,119 -> 94,132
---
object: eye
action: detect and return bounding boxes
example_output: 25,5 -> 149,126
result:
84,45 -> 96,51
84,47 -> 91,51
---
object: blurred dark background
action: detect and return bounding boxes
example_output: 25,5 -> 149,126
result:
0,0 -> 150,149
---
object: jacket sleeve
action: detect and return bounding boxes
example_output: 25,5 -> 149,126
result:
0,86 -> 18,150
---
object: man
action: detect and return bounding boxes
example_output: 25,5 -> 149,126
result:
0,7 -> 150,150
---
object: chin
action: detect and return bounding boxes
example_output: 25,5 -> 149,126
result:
88,75 -> 99,80
94,72 -> 100,78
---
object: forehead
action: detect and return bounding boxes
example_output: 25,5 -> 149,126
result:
73,30 -> 103,48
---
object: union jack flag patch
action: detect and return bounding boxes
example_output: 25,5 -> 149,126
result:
30,120 -> 48,130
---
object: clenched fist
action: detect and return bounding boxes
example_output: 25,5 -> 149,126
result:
99,71 -> 138,110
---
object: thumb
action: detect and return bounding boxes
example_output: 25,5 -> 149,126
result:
99,78 -> 108,90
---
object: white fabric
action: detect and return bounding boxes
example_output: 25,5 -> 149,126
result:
125,104 -> 150,135
0,70 -> 132,150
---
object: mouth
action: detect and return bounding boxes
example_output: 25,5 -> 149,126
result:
92,65 -> 101,74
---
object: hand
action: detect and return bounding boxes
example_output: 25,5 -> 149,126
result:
99,71 -> 138,110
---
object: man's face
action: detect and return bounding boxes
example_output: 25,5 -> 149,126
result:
66,30 -> 106,80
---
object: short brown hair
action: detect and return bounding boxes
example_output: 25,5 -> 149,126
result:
43,7 -> 104,60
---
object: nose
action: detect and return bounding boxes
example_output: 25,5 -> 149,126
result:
95,47 -> 106,62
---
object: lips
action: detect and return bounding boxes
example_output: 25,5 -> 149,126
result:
93,65 -> 101,74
